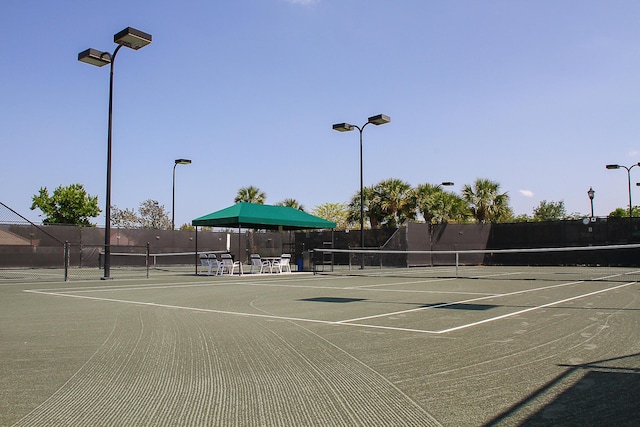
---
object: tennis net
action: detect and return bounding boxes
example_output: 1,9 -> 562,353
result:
312,243 -> 640,282
108,250 -> 224,274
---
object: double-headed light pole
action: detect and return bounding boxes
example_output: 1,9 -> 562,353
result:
606,162 -> 640,218
172,159 -> 192,230
79,27 -> 152,279
333,114 -> 390,267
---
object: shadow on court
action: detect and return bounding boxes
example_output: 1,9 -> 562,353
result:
299,296 -> 499,311
485,353 -> 640,426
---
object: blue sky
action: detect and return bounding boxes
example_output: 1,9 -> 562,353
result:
3,0 -> 640,226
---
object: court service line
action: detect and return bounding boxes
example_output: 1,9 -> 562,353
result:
24,289 -> 343,324
23,275 -> 638,336
337,272 -> 636,326
337,279 -> 587,324
23,289 -> 440,334
435,280 -> 637,334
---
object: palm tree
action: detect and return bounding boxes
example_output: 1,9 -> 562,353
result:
414,183 -> 444,223
433,191 -> 469,223
348,185 -> 384,229
234,186 -> 266,204
414,183 -> 469,224
375,178 -> 416,227
462,178 -> 510,223
276,198 -> 305,211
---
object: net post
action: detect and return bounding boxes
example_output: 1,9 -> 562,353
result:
64,241 -> 69,282
146,242 -> 150,279
456,251 -> 459,278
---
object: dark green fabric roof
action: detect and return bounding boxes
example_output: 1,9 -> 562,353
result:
192,203 -> 336,230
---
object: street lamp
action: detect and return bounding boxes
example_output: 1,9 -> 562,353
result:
587,187 -> 595,218
333,114 -> 390,268
79,27 -> 152,279
606,162 -> 640,218
172,159 -> 192,230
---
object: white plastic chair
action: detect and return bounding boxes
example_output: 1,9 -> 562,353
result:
199,254 -> 212,275
209,254 -> 223,275
199,254 -> 222,276
271,254 -> 292,273
220,253 -> 243,275
249,254 -> 271,273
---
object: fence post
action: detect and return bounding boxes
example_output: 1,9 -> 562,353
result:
64,241 -> 69,281
146,242 -> 150,279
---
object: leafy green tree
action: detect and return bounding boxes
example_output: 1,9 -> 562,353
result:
111,206 -> 139,229
30,184 -> 100,226
609,206 -> 640,217
138,200 -> 171,229
512,213 -> 533,222
235,186 -> 266,204
533,200 -> 566,221
111,200 -> 171,229
312,203 -> 351,230
276,198 -> 305,211
462,178 -> 510,223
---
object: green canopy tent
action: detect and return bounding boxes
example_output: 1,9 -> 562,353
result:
191,203 -> 336,273
192,202 -> 336,230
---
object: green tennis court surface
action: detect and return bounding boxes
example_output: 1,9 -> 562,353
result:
2,270 -> 639,425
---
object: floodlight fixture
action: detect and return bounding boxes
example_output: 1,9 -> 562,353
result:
78,48 -> 111,67
606,164 -> 620,170
367,114 -> 391,125
332,123 -> 355,132
114,27 -> 152,50
175,158 -> 192,165
441,182 -> 455,187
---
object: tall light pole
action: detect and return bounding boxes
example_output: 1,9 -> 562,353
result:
79,27 -> 152,279
172,159 -> 192,230
606,162 -> 640,218
333,114 -> 390,268
587,187 -> 595,218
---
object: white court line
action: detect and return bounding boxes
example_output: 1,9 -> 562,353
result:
434,281 -> 638,334
31,274 -> 493,297
347,277 -> 458,289
24,288 -> 438,334
23,273 -> 640,335
337,272 -> 640,329
337,279 -> 587,324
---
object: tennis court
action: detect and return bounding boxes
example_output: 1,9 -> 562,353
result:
2,265 -> 639,426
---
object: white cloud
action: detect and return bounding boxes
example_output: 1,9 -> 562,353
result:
519,190 -> 534,198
